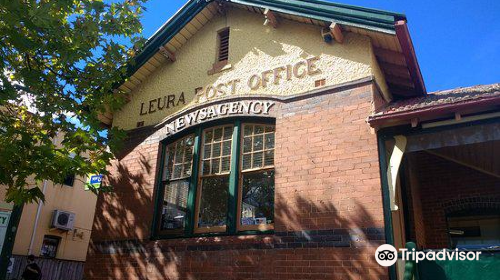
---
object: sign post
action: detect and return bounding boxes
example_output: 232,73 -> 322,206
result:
0,211 -> 11,254
0,205 -> 23,280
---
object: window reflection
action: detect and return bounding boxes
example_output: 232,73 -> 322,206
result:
198,176 -> 229,228
240,170 -> 275,226
195,126 -> 233,232
160,134 -> 194,233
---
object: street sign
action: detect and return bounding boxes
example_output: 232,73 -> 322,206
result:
85,174 -> 102,190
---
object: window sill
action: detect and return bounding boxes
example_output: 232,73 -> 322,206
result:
207,60 -> 232,75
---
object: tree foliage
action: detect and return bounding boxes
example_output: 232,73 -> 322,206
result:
0,0 -> 147,204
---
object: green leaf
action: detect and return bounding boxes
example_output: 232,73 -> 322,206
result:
0,0 -> 146,205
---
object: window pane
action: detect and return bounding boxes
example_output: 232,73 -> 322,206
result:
212,142 -> 221,157
448,215 -> 500,249
203,144 -> 212,159
253,135 -> 263,151
182,163 -> 192,177
264,150 -> 274,166
242,154 -> 251,170
198,176 -> 229,228
204,130 -> 213,143
184,146 -> 193,162
223,126 -> 233,140
244,125 -> 253,136
252,152 -> 263,168
240,170 -> 274,226
211,158 -> 220,174
265,133 -> 275,149
161,180 -> 189,231
221,156 -> 231,172
242,124 -> 275,171
63,174 -> 75,186
254,125 -> 264,134
173,165 -> 182,178
214,127 -> 223,141
202,126 -> 233,175
222,141 -> 232,156
243,137 -> 252,153
41,236 -> 60,258
164,135 -> 195,181
175,147 -> 183,164
202,160 -> 210,175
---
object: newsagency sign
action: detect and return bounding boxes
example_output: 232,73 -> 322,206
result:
162,100 -> 275,136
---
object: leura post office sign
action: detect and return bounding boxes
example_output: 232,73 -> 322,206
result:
138,56 -> 322,117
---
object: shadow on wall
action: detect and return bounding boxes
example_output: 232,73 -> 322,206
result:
92,150 -> 157,242
88,181 -> 387,280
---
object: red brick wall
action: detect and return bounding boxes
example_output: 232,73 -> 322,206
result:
406,152 -> 500,249
85,81 -> 389,280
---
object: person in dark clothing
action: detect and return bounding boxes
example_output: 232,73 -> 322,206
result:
21,255 -> 41,280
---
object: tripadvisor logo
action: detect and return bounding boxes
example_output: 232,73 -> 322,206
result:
375,244 -> 482,266
375,244 -> 398,267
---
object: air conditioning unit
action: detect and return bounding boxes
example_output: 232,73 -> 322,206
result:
51,210 -> 75,231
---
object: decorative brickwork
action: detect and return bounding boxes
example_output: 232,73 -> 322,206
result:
85,80 -> 388,280
442,196 -> 500,215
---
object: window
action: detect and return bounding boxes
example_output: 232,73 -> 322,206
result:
194,126 -> 233,233
238,124 -> 275,231
448,214 -> 500,249
40,235 -> 60,258
217,28 -> 230,62
63,174 -> 75,187
159,135 -> 194,234
156,121 -> 275,237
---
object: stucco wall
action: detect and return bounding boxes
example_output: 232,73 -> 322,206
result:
3,135 -> 98,262
12,177 -> 97,261
113,7 -> 384,130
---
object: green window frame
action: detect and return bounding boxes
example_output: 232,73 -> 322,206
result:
153,119 -> 275,238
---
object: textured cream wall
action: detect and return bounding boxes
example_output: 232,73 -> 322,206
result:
114,7 -> 384,129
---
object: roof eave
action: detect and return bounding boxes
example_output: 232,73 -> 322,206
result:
126,0 -> 406,78
394,20 -> 426,97
368,95 -> 500,127
126,0 -> 210,77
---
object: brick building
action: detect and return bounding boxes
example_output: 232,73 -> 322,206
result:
85,1 -> 500,279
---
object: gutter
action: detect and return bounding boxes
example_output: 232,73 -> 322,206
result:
395,20 -> 426,96
368,95 -> 500,127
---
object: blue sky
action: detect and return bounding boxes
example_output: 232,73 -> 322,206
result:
140,0 -> 499,92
